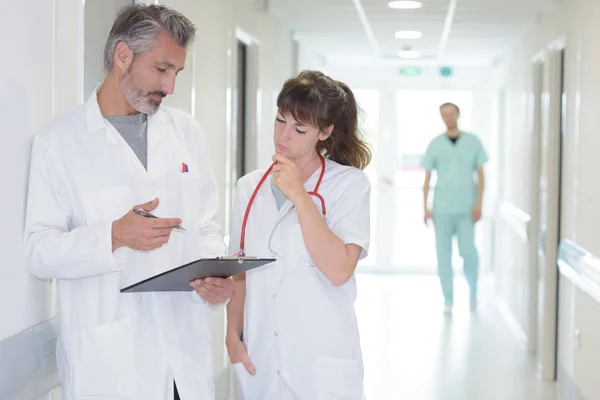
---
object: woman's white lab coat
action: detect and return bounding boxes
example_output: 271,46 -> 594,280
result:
229,159 -> 370,400
23,91 -> 226,400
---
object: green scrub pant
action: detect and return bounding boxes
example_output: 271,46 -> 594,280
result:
433,213 -> 478,306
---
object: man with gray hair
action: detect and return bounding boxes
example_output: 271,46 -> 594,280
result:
24,4 -> 232,399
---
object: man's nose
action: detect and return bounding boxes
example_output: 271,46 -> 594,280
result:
162,76 -> 176,95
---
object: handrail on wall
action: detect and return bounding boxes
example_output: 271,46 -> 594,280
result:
558,239 -> 600,305
498,201 -> 531,242
0,316 -> 59,400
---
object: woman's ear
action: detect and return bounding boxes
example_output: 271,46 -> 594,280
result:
319,125 -> 334,141
113,42 -> 134,74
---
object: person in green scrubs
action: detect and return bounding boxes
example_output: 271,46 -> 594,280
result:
421,102 -> 488,314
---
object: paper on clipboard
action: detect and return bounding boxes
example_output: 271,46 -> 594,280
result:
120,256 -> 275,293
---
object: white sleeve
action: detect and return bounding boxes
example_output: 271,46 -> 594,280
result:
23,135 -> 124,280
327,171 -> 371,259
190,119 -> 227,259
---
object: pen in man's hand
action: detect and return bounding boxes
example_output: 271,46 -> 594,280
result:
133,208 -> 186,231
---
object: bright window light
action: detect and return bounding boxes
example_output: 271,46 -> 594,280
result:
398,50 -> 421,58
395,30 -> 422,39
388,1 -> 423,9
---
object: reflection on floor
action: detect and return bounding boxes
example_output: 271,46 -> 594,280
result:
355,273 -> 557,400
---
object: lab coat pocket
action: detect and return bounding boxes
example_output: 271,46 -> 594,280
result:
180,170 -> 198,185
72,317 -> 136,398
315,357 -> 362,400
232,362 -> 250,400
179,172 -> 201,222
180,170 -> 200,194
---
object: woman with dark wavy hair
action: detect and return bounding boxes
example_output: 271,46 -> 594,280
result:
226,70 -> 372,400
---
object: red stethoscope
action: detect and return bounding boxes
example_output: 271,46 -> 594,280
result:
238,154 -> 327,257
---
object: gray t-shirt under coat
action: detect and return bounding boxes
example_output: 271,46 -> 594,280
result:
104,113 -> 148,170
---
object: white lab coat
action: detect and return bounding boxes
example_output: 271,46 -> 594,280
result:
228,159 -> 370,400
24,91 -> 226,400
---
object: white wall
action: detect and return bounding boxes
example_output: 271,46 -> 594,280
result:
1,1 -> 83,397
84,0 -> 132,97
494,0 -> 600,251
297,42 -> 326,72
490,16 -> 545,358
0,0 -> 83,341
494,0 -> 600,395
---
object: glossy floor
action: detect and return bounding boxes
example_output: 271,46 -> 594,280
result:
355,272 -> 557,400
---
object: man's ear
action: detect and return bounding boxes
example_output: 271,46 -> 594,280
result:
113,42 -> 133,74
319,125 -> 334,141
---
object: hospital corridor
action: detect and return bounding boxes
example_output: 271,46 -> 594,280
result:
3,0 -> 600,399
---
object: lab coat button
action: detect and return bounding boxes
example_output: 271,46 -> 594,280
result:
277,370 -> 281,375
273,294 -> 277,299
274,331 -> 278,336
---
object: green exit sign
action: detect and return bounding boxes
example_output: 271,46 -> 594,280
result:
399,67 -> 422,77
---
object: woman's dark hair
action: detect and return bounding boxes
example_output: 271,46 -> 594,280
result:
276,70 -> 372,170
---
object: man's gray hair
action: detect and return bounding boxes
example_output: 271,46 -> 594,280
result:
103,4 -> 196,73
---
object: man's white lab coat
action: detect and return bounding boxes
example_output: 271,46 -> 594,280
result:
24,90 -> 225,400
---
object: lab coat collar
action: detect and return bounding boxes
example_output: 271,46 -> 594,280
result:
85,86 -> 170,147
85,88 -> 109,135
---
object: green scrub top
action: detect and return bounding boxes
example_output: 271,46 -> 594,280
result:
421,132 -> 488,215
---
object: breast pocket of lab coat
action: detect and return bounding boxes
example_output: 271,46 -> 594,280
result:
71,317 -> 136,398
180,172 -> 203,223
165,172 -> 202,263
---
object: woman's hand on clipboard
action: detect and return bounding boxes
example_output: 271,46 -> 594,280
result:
190,277 -> 234,305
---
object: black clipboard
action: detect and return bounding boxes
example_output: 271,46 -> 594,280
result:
120,256 -> 275,293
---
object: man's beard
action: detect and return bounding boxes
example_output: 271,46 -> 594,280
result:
120,68 -> 166,115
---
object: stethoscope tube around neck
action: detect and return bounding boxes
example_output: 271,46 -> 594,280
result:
238,154 -> 326,256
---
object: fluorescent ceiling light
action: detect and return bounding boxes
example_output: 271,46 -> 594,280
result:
395,30 -> 422,39
388,1 -> 423,9
398,50 -> 421,58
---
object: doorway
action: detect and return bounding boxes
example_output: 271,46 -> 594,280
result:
235,40 -> 248,181
536,46 -> 566,381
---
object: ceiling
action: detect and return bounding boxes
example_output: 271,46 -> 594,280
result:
269,0 -> 558,66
